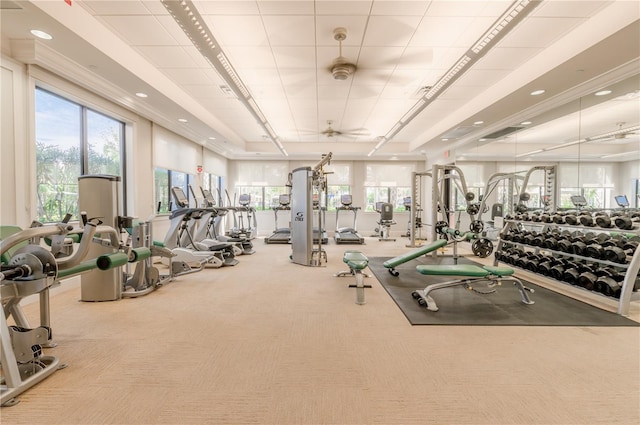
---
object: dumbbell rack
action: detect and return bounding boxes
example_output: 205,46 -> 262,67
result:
494,219 -> 640,316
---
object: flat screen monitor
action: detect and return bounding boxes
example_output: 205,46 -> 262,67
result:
341,194 -> 352,206
375,201 -> 384,212
570,195 -> 587,206
615,195 -> 629,207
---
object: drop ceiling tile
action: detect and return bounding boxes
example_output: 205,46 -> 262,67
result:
161,67 -> 216,84
279,69 -> 317,87
358,46 -> 406,69
80,1 -> 151,15
257,1 -> 315,15
532,1 -> 610,18
363,15 -> 422,46
182,84 -> 228,99
225,46 -> 277,68
136,46 -> 202,68
454,68 -> 512,88
237,68 -> 282,85
349,85 -> 384,99
371,1 -> 429,16
272,46 -> 316,68
315,1 -> 373,15
249,85 -> 287,99
474,47 -> 543,71
99,15 -> 179,45
142,1 -> 170,15
183,45 -> 220,69
205,15 -> 268,46
314,16 -> 368,45
411,16 -> 476,47
195,1 -> 260,15
156,15 -> 194,46
317,84 -> 350,100
425,1 -> 510,18
499,17 -> 587,48
263,15 -> 316,46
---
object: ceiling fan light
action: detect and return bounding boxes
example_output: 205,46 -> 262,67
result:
331,62 -> 355,80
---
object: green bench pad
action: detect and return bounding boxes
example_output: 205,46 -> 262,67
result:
383,239 -> 448,269
416,264 -> 514,277
343,250 -> 368,270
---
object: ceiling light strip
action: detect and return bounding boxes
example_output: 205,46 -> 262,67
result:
369,0 -> 541,157
162,0 -> 287,156
472,0 -> 531,54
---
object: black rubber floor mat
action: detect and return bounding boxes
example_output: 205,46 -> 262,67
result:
368,256 -> 639,326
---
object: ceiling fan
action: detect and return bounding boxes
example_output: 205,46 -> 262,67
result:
330,27 -> 356,80
320,120 -> 371,138
588,122 -> 640,142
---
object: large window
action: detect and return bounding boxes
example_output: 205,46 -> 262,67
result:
154,168 -> 195,212
35,87 -> 124,222
364,163 -> 416,212
234,161 -> 289,210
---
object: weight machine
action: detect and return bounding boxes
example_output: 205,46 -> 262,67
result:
290,152 -> 332,266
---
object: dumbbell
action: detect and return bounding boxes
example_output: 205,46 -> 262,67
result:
562,261 -> 588,285
604,239 -> 639,263
552,212 -> 566,224
583,234 -> 613,260
540,213 -> 554,223
595,212 -> 614,228
578,212 -> 596,227
549,259 -> 574,281
564,212 -> 579,225
579,267 -> 623,292
614,213 -> 640,230
594,269 -> 625,298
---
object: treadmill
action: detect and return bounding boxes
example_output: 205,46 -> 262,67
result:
334,194 -> 364,244
264,194 -> 292,244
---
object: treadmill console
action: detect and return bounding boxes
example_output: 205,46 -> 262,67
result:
171,187 -> 189,208
238,193 -> 251,206
279,194 -> 290,207
570,195 -> 587,208
201,188 -> 216,207
340,194 -> 352,206
615,195 -> 629,208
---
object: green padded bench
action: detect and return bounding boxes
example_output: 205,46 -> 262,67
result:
383,239 -> 448,276
336,250 -> 370,305
411,264 -> 535,312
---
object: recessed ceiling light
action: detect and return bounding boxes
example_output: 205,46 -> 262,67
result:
478,138 -> 487,142
521,121 -> 532,125
595,90 -> 612,96
178,118 -> 188,123
473,121 -> 484,125
441,138 -> 449,141
530,89 -> 545,96
208,136 -> 216,140
30,29 -> 53,40
135,92 -> 148,98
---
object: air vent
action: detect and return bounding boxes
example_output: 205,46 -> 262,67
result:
483,126 -> 524,139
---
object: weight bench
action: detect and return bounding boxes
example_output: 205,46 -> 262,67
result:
383,239 -> 448,276
411,264 -> 535,312
335,250 -> 370,305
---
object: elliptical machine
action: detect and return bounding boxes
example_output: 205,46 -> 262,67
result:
375,202 -> 396,241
